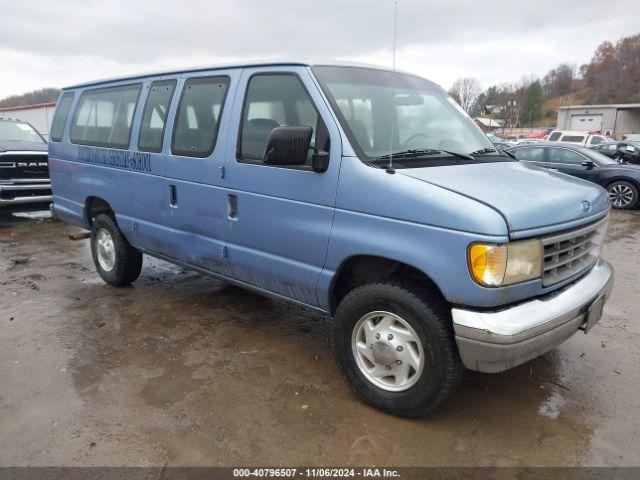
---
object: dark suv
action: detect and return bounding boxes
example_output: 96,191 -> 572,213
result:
0,118 -> 50,212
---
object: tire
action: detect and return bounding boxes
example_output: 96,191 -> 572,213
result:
334,280 -> 463,417
90,213 -> 143,286
607,180 -> 638,209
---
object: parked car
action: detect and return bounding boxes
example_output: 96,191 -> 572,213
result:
546,130 -> 611,148
592,141 -> 640,164
0,118 -> 50,213
509,142 -> 640,209
49,61 -> 614,417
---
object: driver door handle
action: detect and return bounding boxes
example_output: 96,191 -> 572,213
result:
227,194 -> 237,219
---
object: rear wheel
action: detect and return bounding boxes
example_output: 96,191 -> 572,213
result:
90,213 -> 142,286
334,281 -> 463,417
607,181 -> 638,209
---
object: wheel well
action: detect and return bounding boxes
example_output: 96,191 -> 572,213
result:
329,255 -> 443,314
605,177 -> 640,190
85,197 -> 114,227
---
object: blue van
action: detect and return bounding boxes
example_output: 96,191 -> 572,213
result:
49,61 -> 614,416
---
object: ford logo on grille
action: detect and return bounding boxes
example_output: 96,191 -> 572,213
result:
581,201 -> 591,213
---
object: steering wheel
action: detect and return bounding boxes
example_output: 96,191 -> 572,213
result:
402,132 -> 430,148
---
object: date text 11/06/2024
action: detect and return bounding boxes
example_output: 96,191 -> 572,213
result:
233,468 -> 400,478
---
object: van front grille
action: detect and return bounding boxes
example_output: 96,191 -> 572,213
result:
541,217 -> 608,287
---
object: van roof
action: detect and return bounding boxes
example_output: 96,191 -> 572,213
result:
63,59 -> 406,90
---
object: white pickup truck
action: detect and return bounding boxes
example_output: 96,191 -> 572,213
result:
547,130 -> 612,148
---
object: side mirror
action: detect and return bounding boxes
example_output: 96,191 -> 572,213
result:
581,160 -> 596,169
264,126 -> 312,166
312,151 -> 329,173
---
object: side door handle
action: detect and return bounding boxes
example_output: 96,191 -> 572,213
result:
169,184 -> 178,207
227,194 -> 237,219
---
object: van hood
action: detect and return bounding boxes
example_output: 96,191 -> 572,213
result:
398,161 -> 610,235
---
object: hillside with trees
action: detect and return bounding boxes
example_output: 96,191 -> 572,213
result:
449,32 -> 640,128
0,88 -> 60,109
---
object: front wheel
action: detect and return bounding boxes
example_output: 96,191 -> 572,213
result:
90,213 -> 143,286
607,180 -> 638,209
334,281 -> 463,417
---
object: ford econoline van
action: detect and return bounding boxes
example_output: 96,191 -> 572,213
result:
49,61 -> 614,417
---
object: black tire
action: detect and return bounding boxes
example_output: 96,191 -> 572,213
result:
607,180 -> 639,209
334,281 -> 463,417
90,213 -> 142,286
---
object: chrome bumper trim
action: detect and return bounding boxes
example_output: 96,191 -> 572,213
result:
452,259 -> 614,373
0,180 -> 52,206
0,195 -> 53,205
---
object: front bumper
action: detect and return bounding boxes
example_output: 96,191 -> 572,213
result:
0,180 -> 52,210
452,259 -> 614,373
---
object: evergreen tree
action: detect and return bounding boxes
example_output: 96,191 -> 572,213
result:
520,81 -> 544,126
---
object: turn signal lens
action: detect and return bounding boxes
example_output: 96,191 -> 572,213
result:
469,244 -> 507,286
468,239 -> 542,287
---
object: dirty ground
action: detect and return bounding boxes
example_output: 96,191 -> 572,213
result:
1,211 -> 639,467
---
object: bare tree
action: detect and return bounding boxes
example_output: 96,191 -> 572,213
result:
542,63 -> 575,98
448,77 -> 482,113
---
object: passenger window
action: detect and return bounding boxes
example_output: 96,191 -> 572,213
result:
513,147 -> 544,162
590,136 -> 604,145
560,135 -> 585,143
171,76 -> 230,157
138,80 -> 176,153
238,74 -> 327,165
70,84 -> 141,149
50,92 -> 74,142
548,148 -> 585,164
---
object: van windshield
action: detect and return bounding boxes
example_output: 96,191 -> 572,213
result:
312,66 -> 494,163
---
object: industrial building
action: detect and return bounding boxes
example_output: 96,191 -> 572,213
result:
0,101 -> 56,139
556,103 -> 640,140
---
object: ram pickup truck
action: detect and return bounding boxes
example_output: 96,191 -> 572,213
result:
0,118 -> 50,212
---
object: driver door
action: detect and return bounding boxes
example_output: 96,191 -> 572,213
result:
542,147 -> 600,183
221,66 -> 342,307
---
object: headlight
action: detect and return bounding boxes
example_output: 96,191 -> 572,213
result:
468,239 -> 543,287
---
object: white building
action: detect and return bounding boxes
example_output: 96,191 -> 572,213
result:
0,102 -> 57,139
556,103 -> 640,139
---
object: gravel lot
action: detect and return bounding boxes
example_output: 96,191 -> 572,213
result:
1,210 -> 639,467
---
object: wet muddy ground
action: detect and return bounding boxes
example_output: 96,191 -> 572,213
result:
1,210 -> 639,467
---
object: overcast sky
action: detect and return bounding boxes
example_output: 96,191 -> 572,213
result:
1,0 -> 638,99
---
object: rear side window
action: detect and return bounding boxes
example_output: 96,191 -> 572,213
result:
138,80 -> 176,153
70,84 -> 141,149
548,132 -> 561,141
50,92 -> 74,142
513,147 -> 544,161
171,76 -> 230,157
560,135 -> 585,142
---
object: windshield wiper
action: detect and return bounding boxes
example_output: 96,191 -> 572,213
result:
470,146 -> 516,159
378,148 -> 475,161
469,147 -> 498,155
